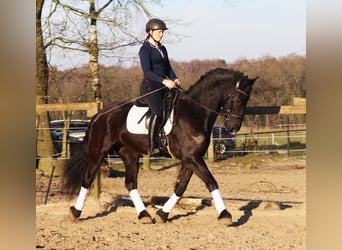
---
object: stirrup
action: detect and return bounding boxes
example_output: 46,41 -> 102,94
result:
149,148 -> 161,157
159,147 -> 172,158
158,130 -> 171,158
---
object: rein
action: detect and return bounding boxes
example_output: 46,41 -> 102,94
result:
176,80 -> 249,121
176,86 -> 222,116
92,78 -> 249,123
92,86 -> 166,122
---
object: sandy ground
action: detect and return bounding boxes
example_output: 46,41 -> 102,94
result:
36,154 -> 306,249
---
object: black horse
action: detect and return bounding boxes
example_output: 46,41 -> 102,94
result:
61,68 -> 257,225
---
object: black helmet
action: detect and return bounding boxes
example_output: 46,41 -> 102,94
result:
145,18 -> 168,33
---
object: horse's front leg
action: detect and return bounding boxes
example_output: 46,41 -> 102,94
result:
120,148 -> 154,224
156,164 -> 193,223
186,156 -> 233,225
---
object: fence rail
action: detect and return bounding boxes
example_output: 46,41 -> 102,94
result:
214,127 -> 306,161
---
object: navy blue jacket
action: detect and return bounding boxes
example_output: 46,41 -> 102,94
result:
139,41 -> 177,83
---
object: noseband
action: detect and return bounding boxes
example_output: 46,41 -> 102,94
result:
222,81 -> 250,121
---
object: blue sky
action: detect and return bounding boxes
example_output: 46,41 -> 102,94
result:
142,0 -> 306,63
47,0 -> 306,69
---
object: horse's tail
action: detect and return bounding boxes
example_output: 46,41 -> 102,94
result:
60,139 -> 89,199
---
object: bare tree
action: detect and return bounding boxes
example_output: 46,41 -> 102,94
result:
43,0 -> 158,101
36,0 -> 55,166
88,0 -> 102,101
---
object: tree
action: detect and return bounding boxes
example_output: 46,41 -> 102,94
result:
43,0 -> 158,101
36,0 -> 55,166
88,0 -> 102,101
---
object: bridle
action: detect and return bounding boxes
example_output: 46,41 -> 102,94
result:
222,80 -> 250,122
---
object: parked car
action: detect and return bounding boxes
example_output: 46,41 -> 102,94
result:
50,119 -> 122,159
212,125 -> 236,155
50,119 -> 91,156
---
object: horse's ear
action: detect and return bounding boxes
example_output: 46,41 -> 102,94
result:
248,76 -> 259,85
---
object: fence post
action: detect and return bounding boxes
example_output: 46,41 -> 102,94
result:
92,101 -> 103,199
207,135 -> 215,162
92,168 -> 101,199
44,165 -> 56,205
286,115 -> 291,156
142,155 -> 150,170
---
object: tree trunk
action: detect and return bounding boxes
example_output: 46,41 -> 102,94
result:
89,0 -> 102,101
36,0 -> 55,166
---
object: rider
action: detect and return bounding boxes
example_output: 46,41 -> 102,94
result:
139,18 -> 180,157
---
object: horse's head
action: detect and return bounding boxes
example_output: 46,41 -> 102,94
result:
222,75 -> 258,133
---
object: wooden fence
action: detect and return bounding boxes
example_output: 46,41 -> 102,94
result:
207,97 -> 306,161
36,102 -> 103,117
36,101 -> 103,198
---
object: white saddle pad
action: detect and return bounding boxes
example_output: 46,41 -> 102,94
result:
126,105 -> 174,135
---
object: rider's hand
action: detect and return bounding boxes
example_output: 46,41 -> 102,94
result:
162,79 -> 176,89
174,79 -> 180,86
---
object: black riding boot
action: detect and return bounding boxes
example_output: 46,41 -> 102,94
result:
148,115 -> 161,157
159,130 -> 172,158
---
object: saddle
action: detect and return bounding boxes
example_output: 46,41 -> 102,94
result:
135,89 -> 179,130
126,88 -> 179,135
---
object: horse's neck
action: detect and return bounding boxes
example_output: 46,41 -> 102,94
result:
182,86 -> 222,131
184,79 -> 235,131
186,85 -> 223,110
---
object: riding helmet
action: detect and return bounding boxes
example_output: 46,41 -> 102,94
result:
145,18 -> 168,32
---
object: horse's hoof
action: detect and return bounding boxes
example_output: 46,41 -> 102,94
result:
155,209 -> 169,223
69,206 -> 81,221
138,210 -> 155,224
218,209 -> 232,225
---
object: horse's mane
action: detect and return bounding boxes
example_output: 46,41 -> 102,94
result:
185,68 -> 243,95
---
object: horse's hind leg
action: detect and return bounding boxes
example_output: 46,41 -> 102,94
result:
120,147 -> 154,224
69,155 -> 106,220
156,164 -> 193,223
69,124 -> 112,220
